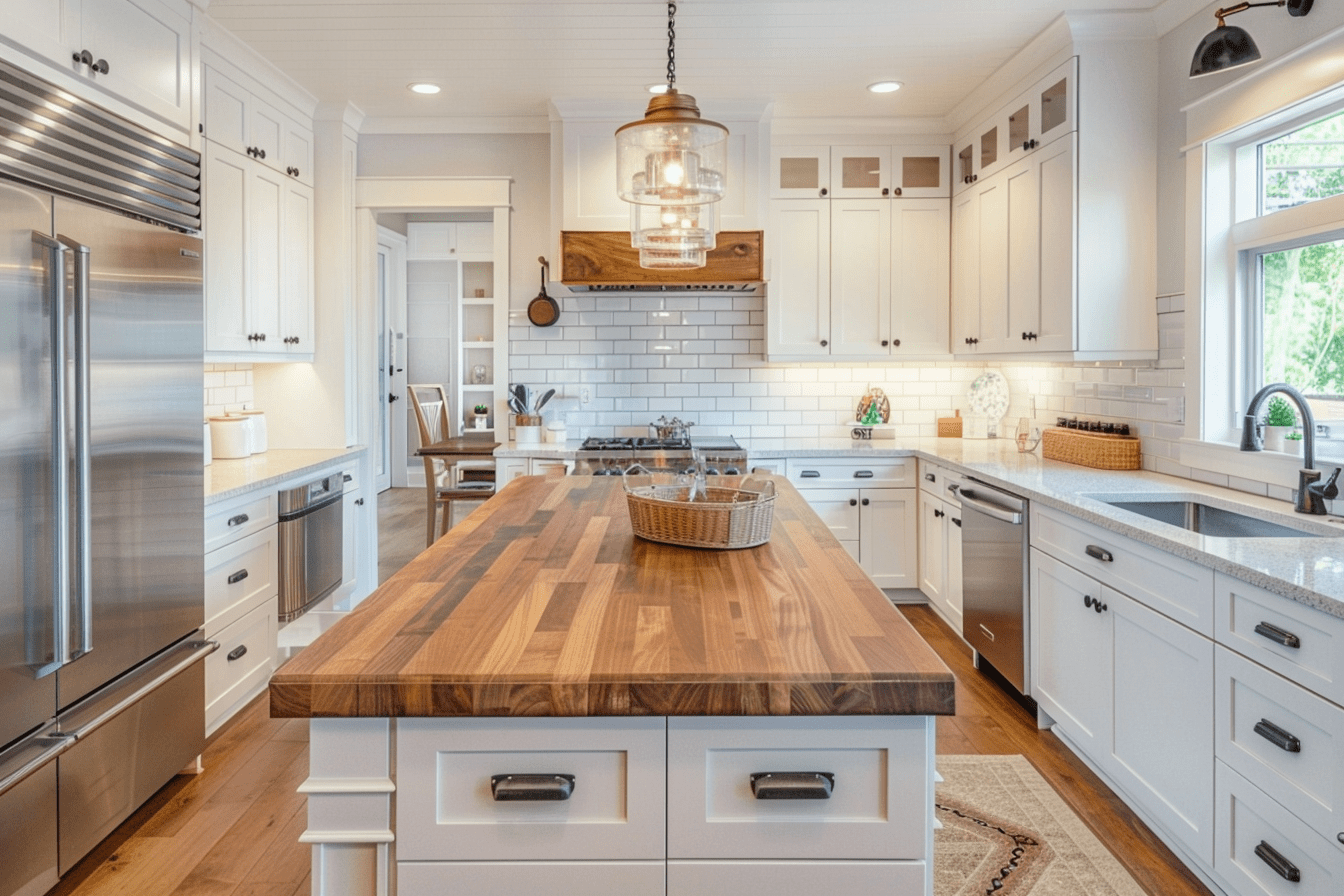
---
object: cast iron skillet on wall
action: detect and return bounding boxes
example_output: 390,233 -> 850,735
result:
528,256 -> 559,327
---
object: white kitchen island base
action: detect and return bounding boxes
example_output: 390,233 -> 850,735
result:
301,715 -> 937,896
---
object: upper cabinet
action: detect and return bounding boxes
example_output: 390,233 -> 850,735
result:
0,0 -> 193,134
770,145 -> 951,200
204,64 -> 314,187
951,45 -> 1157,361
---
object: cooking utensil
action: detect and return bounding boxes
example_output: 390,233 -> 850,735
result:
527,257 -> 560,327
650,415 -> 693,440
535,388 -> 555,412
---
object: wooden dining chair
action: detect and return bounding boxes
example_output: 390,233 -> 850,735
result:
408,384 -> 496,546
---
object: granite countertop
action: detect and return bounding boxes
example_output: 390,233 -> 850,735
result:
496,437 -> 1344,618
205,446 -> 367,504
269,475 -> 955,719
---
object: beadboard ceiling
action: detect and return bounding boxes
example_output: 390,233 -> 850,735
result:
204,0 -> 1205,129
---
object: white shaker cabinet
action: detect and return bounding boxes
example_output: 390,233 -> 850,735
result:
830,199 -> 891,357
203,63 -> 315,187
766,200 -> 832,358
917,464 -> 962,633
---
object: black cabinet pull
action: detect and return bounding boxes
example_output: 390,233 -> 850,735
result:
490,774 -> 575,801
227,513 -> 249,527
952,517 -> 962,528
800,470 -> 821,478
1085,544 -> 1114,563
227,569 -> 249,585
258,148 -> 266,159
1254,719 -> 1302,753
861,497 -> 870,506
925,473 -> 936,482
226,645 -> 248,661
750,772 -> 834,800
1254,621 -> 1301,649
74,49 -> 93,65
849,498 -> 857,506
1084,595 -> 1107,613
1254,841 -> 1301,882
853,470 -> 874,479
934,508 -> 944,518
355,498 -> 364,506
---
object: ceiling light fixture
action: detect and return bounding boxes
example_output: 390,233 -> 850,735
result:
1189,0 -> 1313,78
408,82 -> 441,95
616,1 -> 727,269
867,81 -> 903,94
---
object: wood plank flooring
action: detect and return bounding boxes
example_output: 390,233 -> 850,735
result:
48,488 -> 1212,896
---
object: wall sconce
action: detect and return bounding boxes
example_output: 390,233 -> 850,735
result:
1189,0 -> 1313,78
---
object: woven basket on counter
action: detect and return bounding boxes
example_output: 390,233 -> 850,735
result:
624,481 -> 776,549
1041,428 -> 1141,470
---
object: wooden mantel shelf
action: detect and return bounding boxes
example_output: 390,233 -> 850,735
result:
269,475 -> 955,718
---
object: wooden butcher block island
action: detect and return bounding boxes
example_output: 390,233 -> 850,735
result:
273,475 -> 954,896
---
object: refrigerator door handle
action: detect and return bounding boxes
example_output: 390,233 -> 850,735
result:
57,235 -> 93,661
61,638 -> 218,742
31,231 -> 70,678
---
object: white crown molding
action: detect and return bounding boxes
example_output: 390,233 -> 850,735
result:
1151,0 -> 1214,38
198,17 -> 317,118
360,116 -> 550,135
314,101 -> 366,133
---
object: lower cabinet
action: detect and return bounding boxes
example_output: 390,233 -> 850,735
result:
917,464 -> 963,631
399,862 -> 665,896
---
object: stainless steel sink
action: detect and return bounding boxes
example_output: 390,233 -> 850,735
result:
1104,500 -> 1325,538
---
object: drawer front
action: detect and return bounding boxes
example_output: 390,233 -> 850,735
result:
786,457 -> 913,489
668,860 -> 926,896
667,716 -> 933,861
1216,573 -> 1344,707
1215,761 -> 1344,896
398,861 -> 665,896
396,717 -> 666,862
1216,645 -> 1344,841
205,601 -> 276,735
205,490 -> 277,553
918,461 -> 945,497
1032,505 -> 1214,635
204,525 -> 278,632
796,487 -> 861,540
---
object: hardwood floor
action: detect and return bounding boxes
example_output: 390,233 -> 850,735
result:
48,489 -> 1212,896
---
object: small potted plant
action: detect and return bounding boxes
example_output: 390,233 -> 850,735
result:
1285,430 -> 1305,455
1262,395 -> 1297,451
472,404 -> 490,430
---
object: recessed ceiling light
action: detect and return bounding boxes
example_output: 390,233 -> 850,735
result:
408,82 -> 441,95
646,83 -> 670,95
867,81 -> 903,94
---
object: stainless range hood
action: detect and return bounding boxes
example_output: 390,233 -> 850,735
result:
557,231 -> 764,293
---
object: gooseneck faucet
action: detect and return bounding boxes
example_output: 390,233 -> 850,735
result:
1239,383 -> 1340,514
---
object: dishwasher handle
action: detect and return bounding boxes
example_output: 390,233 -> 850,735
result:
957,488 -> 1024,525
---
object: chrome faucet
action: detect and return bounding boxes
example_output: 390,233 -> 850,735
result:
1239,383 -> 1340,514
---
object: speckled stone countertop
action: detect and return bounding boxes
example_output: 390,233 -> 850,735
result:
496,437 -> 1344,619
205,447 -> 366,505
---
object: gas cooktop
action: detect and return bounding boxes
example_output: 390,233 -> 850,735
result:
577,436 -> 743,453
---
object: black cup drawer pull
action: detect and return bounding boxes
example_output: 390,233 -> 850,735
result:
853,470 -> 874,479
749,772 -> 834,800
1254,840 -> 1301,883
1085,544 -> 1114,563
925,473 -> 936,482
226,645 -> 248,661
1254,719 -> 1302,753
227,513 -> 249,527
490,774 -> 575,801
226,568 -> 249,585
800,470 -> 821,478
1254,621 -> 1302,649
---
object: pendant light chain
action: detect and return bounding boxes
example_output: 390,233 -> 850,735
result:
666,2 -> 677,88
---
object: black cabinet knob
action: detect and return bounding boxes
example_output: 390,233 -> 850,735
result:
893,186 -> 902,196
258,148 -> 266,159
74,49 -> 93,65
881,340 -> 889,347
849,498 -> 857,506
820,339 -> 828,347
92,58 -> 109,75
882,187 -> 889,196
893,338 -> 900,347
861,498 -> 870,506
355,498 -> 364,506
819,188 -> 828,197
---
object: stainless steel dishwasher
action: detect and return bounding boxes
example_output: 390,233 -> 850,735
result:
278,473 -> 344,623
958,479 -> 1029,694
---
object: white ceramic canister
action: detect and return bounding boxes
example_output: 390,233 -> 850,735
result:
545,421 -> 567,444
203,421 -> 212,466
236,409 -> 267,453
209,415 -> 250,459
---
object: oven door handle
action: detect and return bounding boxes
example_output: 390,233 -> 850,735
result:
958,489 -> 1024,525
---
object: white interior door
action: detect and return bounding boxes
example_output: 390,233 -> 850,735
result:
377,227 -> 408,489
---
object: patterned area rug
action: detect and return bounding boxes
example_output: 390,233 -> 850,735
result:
935,755 -> 1149,896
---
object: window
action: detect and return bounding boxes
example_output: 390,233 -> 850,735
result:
1260,108 -> 1344,214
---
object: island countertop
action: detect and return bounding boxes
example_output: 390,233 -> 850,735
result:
269,474 -> 955,719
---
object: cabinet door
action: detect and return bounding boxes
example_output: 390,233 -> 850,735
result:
247,97 -> 284,170
945,506 -> 963,631
860,488 -> 917,589
202,64 -> 250,155
766,200 -> 831,358
769,145 -> 830,199
892,145 -> 950,199
798,488 -> 861,544
2,0 -> 76,78
950,187 -> 980,352
1111,592 -> 1214,865
1035,59 -> 1077,147
973,177 -> 1011,354
341,487 -> 359,598
280,180 -> 314,354
953,139 -> 977,195
890,199 -> 950,357
918,492 -> 946,607
248,164 -> 285,348
830,200 -> 890,357
496,458 -> 528,485
202,142 -> 253,354
830,146 -> 890,198
407,222 -> 457,259
1031,549 -> 1112,757
74,0 -> 191,130
1034,135 -> 1076,353
282,116 -> 314,185
1004,155 -> 1041,353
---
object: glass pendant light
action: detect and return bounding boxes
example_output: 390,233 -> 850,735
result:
616,2 -> 727,268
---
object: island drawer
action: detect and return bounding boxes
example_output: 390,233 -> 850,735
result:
1031,505 -> 1214,635
786,457 -> 913,489
666,716 -> 932,861
396,717 -> 666,862
1214,761 -> 1344,896
668,859 -> 926,895
1215,645 -> 1344,841
204,489 -> 277,554
398,861 -> 665,896
1215,574 -> 1344,708
204,526 -> 278,633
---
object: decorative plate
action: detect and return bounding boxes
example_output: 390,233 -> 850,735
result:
855,387 -> 890,424
967,371 -> 1010,420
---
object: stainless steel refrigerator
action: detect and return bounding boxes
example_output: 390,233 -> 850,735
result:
0,58 -> 214,896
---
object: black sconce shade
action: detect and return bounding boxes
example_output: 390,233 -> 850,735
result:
1189,0 -> 1314,79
